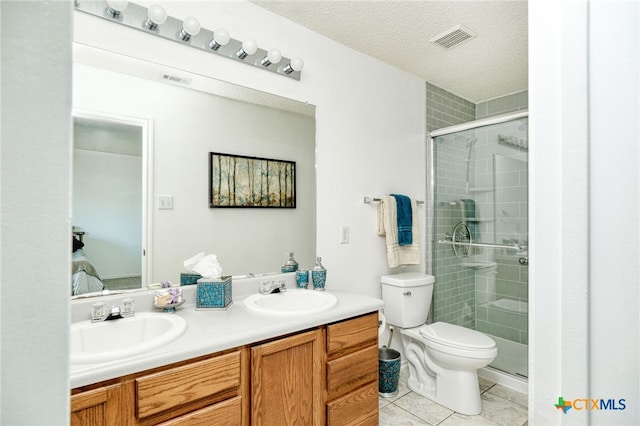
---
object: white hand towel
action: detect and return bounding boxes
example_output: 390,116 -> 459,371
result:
377,196 -> 421,267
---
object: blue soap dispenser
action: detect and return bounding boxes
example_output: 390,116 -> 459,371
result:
281,252 -> 299,273
311,257 -> 326,291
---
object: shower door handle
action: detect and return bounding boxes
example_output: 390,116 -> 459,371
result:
519,257 -> 528,265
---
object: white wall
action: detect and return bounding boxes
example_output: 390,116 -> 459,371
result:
73,148 -> 143,279
587,1 -> 639,424
74,1 -> 427,296
530,1 -> 639,424
1,1 -> 72,424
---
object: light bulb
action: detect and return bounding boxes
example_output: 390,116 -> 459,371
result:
237,39 -> 257,59
283,57 -> 304,74
261,48 -> 282,67
209,28 -> 230,51
179,16 -> 201,41
145,4 -> 167,30
290,57 -> 304,71
106,0 -> 128,17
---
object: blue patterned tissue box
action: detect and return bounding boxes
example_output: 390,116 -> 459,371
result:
196,276 -> 232,310
180,272 -> 202,286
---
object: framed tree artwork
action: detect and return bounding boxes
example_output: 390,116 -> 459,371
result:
209,152 -> 296,208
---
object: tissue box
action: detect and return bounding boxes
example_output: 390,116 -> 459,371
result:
180,272 -> 202,286
196,276 -> 232,310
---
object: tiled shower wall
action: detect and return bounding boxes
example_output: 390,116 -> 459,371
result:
476,90 -> 528,119
426,82 -> 476,133
426,84 -> 528,330
426,82 -> 476,327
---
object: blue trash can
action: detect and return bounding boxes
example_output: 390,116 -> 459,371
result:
379,348 -> 401,397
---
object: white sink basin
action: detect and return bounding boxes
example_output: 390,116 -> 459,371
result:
70,312 -> 187,364
244,289 -> 338,316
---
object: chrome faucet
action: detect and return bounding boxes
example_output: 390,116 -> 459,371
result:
259,280 -> 287,295
91,298 -> 135,323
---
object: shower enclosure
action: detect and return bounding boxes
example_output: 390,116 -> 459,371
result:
428,112 -> 528,379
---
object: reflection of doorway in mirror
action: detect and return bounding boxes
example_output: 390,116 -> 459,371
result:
72,111 -> 152,293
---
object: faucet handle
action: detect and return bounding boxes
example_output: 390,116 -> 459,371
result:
91,302 -> 107,321
121,298 -> 135,317
259,280 -> 273,294
276,280 -> 287,292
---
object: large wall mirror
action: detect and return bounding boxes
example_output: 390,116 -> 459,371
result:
72,43 -> 316,297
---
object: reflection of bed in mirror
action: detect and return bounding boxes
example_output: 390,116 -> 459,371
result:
72,236 -> 104,295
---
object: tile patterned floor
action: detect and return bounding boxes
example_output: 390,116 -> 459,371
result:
379,368 -> 528,426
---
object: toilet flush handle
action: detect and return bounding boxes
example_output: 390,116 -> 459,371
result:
403,291 -> 412,296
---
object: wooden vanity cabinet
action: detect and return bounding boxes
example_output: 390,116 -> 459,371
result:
71,347 -> 249,426
325,312 -> 379,426
72,312 -> 380,426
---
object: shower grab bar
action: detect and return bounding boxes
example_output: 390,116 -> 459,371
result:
437,239 -> 524,251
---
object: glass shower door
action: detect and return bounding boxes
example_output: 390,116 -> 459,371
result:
431,115 -> 528,378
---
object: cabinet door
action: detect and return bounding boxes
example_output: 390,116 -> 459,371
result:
251,329 -> 324,426
70,384 -> 121,426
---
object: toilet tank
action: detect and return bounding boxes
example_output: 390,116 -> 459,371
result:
381,272 -> 435,328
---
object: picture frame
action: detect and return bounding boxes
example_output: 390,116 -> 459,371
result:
209,152 -> 296,208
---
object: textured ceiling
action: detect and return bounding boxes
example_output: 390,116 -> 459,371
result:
251,0 -> 528,103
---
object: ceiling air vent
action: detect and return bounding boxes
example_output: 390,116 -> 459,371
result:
160,74 -> 192,85
430,25 -> 476,49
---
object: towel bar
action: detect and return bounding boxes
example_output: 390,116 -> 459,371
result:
364,196 -> 424,205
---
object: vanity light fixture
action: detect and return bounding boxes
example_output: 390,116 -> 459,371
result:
236,39 -> 258,59
261,48 -> 282,67
209,28 -> 230,51
283,57 -> 304,74
76,0 -> 303,80
144,4 -> 167,30
179,16 -> 201,41
105,0 -> 128,18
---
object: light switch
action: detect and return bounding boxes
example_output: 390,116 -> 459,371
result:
157,195 -> 173,210
340,225 -> 350,244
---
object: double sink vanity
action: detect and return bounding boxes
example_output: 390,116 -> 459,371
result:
70,274 -> 383,425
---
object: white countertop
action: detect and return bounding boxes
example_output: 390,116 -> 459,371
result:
70,281 -> 383,389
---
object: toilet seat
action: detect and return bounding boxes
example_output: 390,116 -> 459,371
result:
419,322 -> 496,351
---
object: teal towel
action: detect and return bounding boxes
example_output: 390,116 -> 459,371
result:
390,194 -> 413,246
461,199 -> 479,240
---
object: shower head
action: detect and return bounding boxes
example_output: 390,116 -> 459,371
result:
454,135 -> 477,147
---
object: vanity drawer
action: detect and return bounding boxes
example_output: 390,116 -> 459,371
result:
326,312 -> 378,357
136,351 -> 241,419
326,380 -> 378,426
327,344 -> 378,400
157,396 -> 242,426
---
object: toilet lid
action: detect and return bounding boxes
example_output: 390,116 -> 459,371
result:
419,322 -> 496,350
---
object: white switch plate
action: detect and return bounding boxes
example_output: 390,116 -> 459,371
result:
157,195 -> 174,210
340,225 -> 349,244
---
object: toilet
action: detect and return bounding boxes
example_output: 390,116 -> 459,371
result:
381,272 -> 497,415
